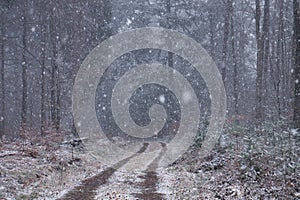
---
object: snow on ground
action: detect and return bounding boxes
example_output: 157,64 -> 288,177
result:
95,170 -> 143,200
0,135 -> 107,200
0,126 -> 299,199
157,167 -> 200,200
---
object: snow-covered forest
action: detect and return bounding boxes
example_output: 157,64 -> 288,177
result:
0,0 -> 299,199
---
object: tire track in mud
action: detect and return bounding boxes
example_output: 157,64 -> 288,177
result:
57,143 -> 149,200
133,142 -> 167,200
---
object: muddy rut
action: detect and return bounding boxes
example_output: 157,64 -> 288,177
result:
58,143 -> 149,200
133,142 -> 167,200
57,142 -> 166,200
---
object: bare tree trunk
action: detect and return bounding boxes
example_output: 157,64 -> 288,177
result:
221,0 -> 232,82
262,0 -> 270,116
239,0 -> 248,116
56,68 -> 61,130
0,8 -> 5,138
255,0 -> 263,120
208,10 -> 215,59
166,0 -> 173,68
255,0 -> 269,122
230,1 -> 238,115
164,0 -> 174,87
270,5 -> 281,119
293,0 -> 300,129
50,5 -> 60,131
21,0 -> 28,129
40,2 -> 47,135
50,18 -> 56,130
276,0 -> 284,118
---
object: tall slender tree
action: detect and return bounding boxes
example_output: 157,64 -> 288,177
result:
0,4 -> 6,138
276,0 -> 284,117
255,0 -> 270,122
221,0 -> 232,82
230,0 -> 239,115
255,0 -> 263,121
21,0 -> 29,129
49,3 -> 61,131
166,0 -> 173,69
294,0 -> 300,128
40,0 -> 47,135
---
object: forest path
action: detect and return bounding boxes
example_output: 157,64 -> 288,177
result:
57,143 -> 149,200
132,142 -> 167,200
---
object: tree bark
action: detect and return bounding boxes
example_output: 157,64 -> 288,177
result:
239,0 -> 248,116
0,8 -> 5,138
255,0 -> 263,120
221,0 -> 232,82
166,0 -> 174,75
230,1 -> 238,115
208,10 -> 215,59
50,5 -> 60,131
255,0 -> 269,121
294,0 -> 300,128
276,0 -> 284,118
21,0 -> 29,129
40,1 -> 47,135
262,0 -> 270,112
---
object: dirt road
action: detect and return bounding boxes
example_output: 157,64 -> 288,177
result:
58,142 -> 167,200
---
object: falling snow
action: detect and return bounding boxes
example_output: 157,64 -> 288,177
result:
0,0 -> 299,199
159,95 -> 165,104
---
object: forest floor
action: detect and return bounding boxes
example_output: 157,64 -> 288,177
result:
0,125 -> 299,200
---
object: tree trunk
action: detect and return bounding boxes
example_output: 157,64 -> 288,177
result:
40,2 -> 47,135
221,0 -> 232,82
276,0 -> 284,118
294,0 -> 300,128
208,10 -> 215,59
0,8 -> 5,138
239,0 -> 248,116
270,4 -> 281,120
165,0 -> 174,86
166,0 -> 173,68
255,0 -> 269,121
56,68 -> 61,130
255,0 -> 263,120
50,5 -> 60,131
230,1 -> 238,115
21,0 -> 28,129
262,0 -> 270,115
